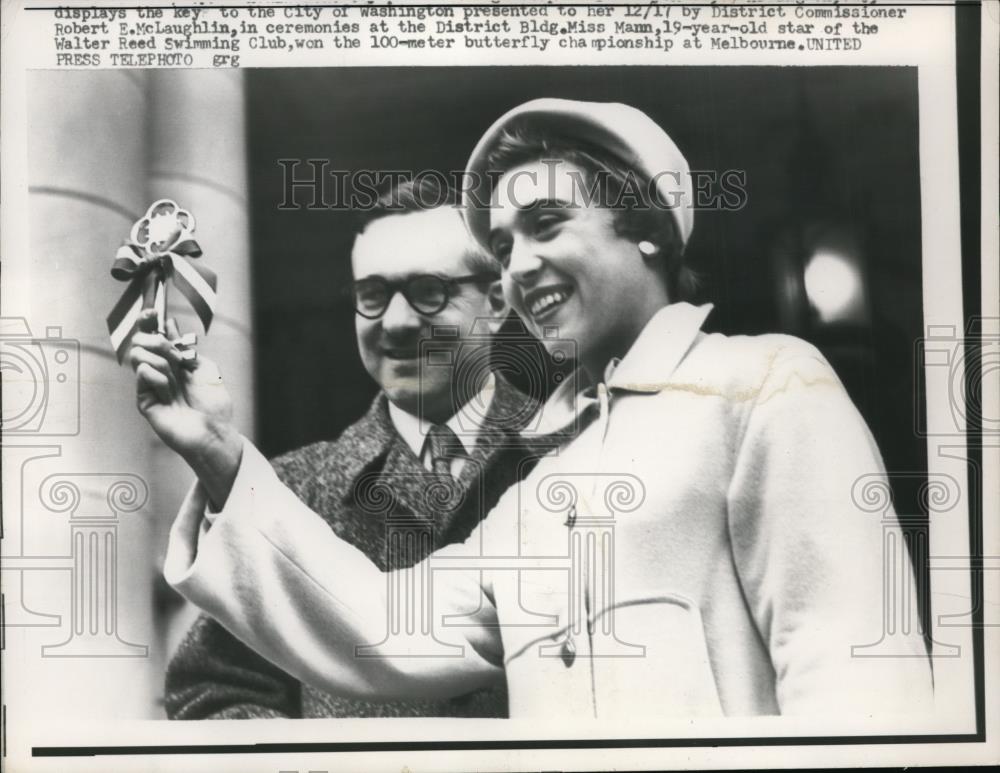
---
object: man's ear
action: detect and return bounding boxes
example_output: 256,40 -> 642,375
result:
484,279 -> 508,334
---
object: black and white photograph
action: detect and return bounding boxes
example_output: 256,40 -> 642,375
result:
1,1 -> 996,771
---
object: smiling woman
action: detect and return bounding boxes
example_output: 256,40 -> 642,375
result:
487,157 -> 673,379
468,101 -> 698,379
475,107 -> 695,299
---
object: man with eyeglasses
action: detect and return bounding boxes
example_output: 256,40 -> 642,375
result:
142,177 -> 541,719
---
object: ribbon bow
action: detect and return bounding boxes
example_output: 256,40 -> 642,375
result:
106,200 -> 217,363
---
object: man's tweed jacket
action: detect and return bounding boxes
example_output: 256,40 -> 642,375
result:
165,375 -> 539,719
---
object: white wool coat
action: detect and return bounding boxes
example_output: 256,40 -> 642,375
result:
166,303 -> 933,719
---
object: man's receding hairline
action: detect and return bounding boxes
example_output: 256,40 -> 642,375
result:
357,201 -> 465,233
350,204 -> 491,277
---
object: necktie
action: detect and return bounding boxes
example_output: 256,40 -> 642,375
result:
425,423 -> 463,478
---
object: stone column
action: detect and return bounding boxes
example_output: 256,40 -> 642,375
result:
8,70 -> 159,719
5,69 -> 253,721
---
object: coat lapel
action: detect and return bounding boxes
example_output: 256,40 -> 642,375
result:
332,393 -> 398,486
333,394 -> 434,522
380,433 -> 437,521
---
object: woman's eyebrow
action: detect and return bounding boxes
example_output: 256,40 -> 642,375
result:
488,197 -> 574,242
525,197 -> 574,212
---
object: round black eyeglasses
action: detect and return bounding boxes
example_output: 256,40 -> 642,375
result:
350,273 -> 500,319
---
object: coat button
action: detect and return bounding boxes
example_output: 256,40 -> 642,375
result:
560,636 -> 576,667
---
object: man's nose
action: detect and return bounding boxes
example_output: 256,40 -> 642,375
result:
380,290 -> 421,332
507,238 -> 543,285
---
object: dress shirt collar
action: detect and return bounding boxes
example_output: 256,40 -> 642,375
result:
526,302 -> 713,438
387,371 -> 497,459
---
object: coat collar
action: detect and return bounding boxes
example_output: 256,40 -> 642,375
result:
605,301 -> 713,394
331,391 -> 399,487
528,302 -> 713,438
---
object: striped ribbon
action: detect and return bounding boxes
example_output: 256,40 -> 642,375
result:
105,239 -> 217,363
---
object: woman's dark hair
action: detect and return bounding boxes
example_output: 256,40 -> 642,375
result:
486,123 -> 699,301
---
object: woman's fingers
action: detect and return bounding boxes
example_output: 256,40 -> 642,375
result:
129,345 -> 181,400
166,317 -> 199,369
136,362 -> 173,406
131,331 -> 172,355
131,332 -> 187,366
133,313 -> 197,370
128,344 -> 171,374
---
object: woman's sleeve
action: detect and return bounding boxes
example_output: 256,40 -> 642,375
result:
726,340 -> 933,716
164,437 -> 504,702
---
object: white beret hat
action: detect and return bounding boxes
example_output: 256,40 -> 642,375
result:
463,98 -> 693,253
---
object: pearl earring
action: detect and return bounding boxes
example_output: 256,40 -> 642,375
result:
638,241 -> 657,256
